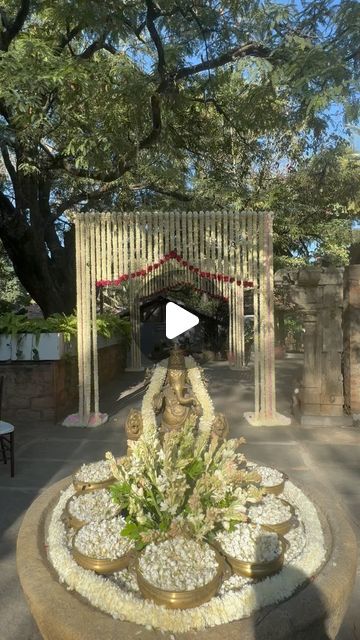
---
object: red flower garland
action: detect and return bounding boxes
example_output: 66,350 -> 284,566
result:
96,249 -> 253,289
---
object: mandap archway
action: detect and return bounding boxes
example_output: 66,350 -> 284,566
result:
72,210 -> 290,428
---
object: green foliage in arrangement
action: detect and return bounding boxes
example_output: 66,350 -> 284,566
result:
0,0 -> 359,313
107,420 -> 263,549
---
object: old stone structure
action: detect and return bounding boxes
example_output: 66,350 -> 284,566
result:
275,267 -> 352,426
343,264 -> 360,416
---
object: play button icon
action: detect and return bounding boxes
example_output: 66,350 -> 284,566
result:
166,302 -> 199,340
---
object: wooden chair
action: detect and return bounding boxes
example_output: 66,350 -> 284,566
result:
0,376 -> 15,477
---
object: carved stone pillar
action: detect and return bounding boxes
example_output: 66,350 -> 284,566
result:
343,264 -> 360,415
301,311 -> 321,415
275,266 -> 352,427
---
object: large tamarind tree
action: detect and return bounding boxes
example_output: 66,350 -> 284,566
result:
0,0 -> 358,314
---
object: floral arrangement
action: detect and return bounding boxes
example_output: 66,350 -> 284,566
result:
105,356 -> 264,548
106,420 -> 263,548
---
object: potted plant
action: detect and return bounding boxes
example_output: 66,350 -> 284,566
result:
0,313 -> 28,360
0,312 -> 131,361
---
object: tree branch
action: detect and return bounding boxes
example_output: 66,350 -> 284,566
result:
1,145 -> 17,186
0,0 -> 30,51
174,42 -> 270,81
57,24 -> 82,53
145,0 -> 166,78
50,178 -> 125,221
144,183 -> 192,202
52,39 -> 269,184
78,34 -> 118,59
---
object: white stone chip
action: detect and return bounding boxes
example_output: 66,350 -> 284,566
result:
254,465 -> 284,487
74,516 -> 133,560
68,489 -> 119,523
138,537 -> 218,591
74,460 -> 113,483
248,494 -> 292,525
216,523 -> 281,562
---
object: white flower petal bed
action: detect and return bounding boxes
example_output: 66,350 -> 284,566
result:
248,494 -> 292,525
68,489 -> 119,523
216,523 -> 281,562
74,517 -> 133,560
138,537 -> 218,591
47,478 -> 326,632
254,465 -> 284,487
74,461 -> 113,483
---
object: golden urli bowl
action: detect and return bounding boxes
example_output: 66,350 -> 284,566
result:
72,534 -> 133,574
63,496 -> 121,531
72,471 -> 115,494
259,499 -> 296,536
261,471 -> 287,496
217,524 -> 288,579
135,546 -> 225,609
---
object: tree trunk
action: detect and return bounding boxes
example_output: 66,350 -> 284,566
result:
0,191 -> 76,316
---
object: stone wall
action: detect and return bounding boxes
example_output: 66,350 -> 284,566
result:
343,264 -> 360,415
0,343 -> 127,425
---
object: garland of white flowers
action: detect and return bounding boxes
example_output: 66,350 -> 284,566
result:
140,358 -> 168,439
139,356 -> 215,438
47,478 -> 326,633
185,356 -> 215,432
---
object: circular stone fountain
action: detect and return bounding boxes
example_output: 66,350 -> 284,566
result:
17,474 -> 357,640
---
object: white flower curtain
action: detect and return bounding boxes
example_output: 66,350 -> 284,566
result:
74,210 -> 287,427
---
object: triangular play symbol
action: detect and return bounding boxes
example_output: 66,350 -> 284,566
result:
165,302 -> 199,340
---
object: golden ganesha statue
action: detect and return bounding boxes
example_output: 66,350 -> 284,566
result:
123,347 -> 229,441
153,347 -> 202,433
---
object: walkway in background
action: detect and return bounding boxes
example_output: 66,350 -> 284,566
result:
0,356 -> 359,640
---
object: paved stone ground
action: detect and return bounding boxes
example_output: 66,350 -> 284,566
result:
0,356 -> 359,640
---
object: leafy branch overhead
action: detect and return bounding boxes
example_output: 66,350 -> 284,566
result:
0,0 -> 359,314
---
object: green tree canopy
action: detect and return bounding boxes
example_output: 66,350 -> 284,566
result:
0,0 -> 359,313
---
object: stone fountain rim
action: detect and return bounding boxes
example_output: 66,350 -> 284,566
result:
17,475 -> 357,640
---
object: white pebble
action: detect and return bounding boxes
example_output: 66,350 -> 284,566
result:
68,489 -> 119,523
216,524 -> 281,562
138,537 -> 218,591
248,494 -> 292,525
74,460 -> 113,483
74,516 -> 133,560
254,465 -> 284,487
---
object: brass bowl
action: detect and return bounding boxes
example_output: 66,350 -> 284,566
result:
257,467 -> 287,496
72,534 -> 133,574
250,499 -> 296,536
63,495 -> 121,531
262,476 -> 286,496
135,546 -> 225,609
72,472 -> 115,494
216,525 -> 287,579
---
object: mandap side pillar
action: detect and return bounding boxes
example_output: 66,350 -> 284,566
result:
127,282 -> 143,371
245,212 -> 291,426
